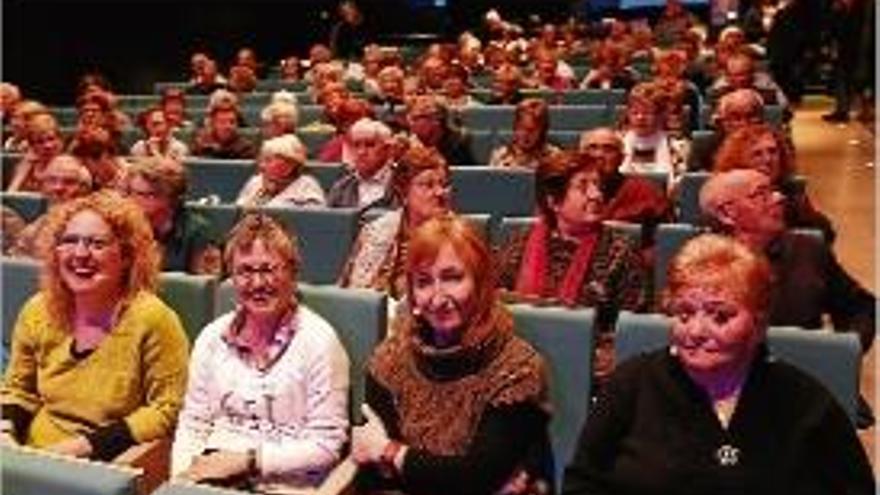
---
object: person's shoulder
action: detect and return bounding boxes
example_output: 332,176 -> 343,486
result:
191,310 -> 236,352
128,291 -> 188,327
295,304 -> 345,348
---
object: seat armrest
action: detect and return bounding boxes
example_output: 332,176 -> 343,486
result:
114,437 -> 171,495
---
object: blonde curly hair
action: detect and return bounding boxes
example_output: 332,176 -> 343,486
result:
37,190 -> 160,329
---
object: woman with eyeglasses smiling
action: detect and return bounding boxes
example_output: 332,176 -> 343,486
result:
339,142 -> 452,300
171,213 -> 350,491
563,234 -> 873,494
1,190 -> 189,462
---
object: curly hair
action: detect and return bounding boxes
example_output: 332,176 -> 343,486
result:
223,212 -> 301,284
391,141 -> 449,198
37,190 -> 160,330
712,123 -> 794,183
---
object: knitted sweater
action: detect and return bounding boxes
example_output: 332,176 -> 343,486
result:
1,291 -> 189,458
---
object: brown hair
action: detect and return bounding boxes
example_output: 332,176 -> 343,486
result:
391,141 -> 449,197
514,98 -> 550,143
712,123 -> 794,182
121,157 -> 188,204
664,233 -> 773,317
535,149 -> 598,223
406,214 -> 504,345
37,190 -> 160,329
223,212 -> 301,283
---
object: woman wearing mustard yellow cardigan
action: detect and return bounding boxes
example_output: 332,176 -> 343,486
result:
1,190 -> 189,461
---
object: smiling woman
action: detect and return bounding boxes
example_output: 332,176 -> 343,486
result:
171,213 -> 350,492
562,234 -> 875,494
1,190 -> 190,462
351,214 -> 554,495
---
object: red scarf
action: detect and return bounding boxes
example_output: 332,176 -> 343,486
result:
514,216 -> 599,306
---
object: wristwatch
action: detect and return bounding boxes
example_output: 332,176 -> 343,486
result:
379,441 -> 402,478
246,448 -> 259,476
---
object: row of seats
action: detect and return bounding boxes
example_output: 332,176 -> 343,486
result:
0,255 -> 594,490
49,99 -> 786,134
108,88 -> 631,113
0,288 -> 860,495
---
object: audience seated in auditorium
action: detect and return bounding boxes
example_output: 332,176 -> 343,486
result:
188,53 -> 227,95
237,134 -> 326,208
0,82 -> 22,130
404,95 -> 475,166
172,213 -> 350,490
562,233 -> 874,494
499,149 -> 647,381
442,64 -> 480,109
130,107 -> 190,161
650,48 -> 702,133
3,99 -> 45,153
710,51 -> 789,112
318,97 -> 375,163
370,65 -> 408,131
118,157 -> 222,275
580,41 -> 638,91
227,64 -> 258,94
157,87 -> 191,131
279,55 -> 303,82
1,206 -> 26,255
233,46 -> 264,79
617,83 -> 690,191
1,190 -> 189,461
712,122 -> 835,243
260,91 -> 299,140
327,117 -> 398,210
489,98 -> 560,170
526,46 -> 575,92
654,0 -> 699,46
7,113 -> 65,192
689,88 -> 765,171
339,143 -> 450,299
578,128 -> 671,238
12,155 -> 93,257
352,214 -> 554,495
487,63 -> 525,105
190,101 -> 256,159
700,169 -> 875,353
68,125 -> 127,189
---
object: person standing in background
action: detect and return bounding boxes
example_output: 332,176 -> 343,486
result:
330,1 -> 369,61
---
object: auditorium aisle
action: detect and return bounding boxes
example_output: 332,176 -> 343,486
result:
792,96 -> 876,468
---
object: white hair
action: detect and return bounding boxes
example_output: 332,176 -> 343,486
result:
348,118 -> 391,141
260,134 -> 307,164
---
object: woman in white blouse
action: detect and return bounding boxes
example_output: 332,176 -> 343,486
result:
171,213 -> 350,491
236,135 -> 326,208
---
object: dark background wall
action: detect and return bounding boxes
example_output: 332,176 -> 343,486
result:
4,0 -> 585,105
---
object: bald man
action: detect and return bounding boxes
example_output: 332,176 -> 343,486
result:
700,169 -> 876,357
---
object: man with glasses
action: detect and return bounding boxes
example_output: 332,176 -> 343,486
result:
117,157 -> 222,275
327,118 -> 397,210
700,169 -> 876,426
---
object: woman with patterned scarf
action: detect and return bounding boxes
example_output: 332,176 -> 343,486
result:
499,150 -> 648,382
352,215 -> 554,495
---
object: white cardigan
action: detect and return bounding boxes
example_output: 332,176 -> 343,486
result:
171,305 -> 350,489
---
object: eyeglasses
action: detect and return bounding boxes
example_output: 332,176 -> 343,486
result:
233,263 -> 285,282
56,233 -> 117,252
411,177 -> 451,192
